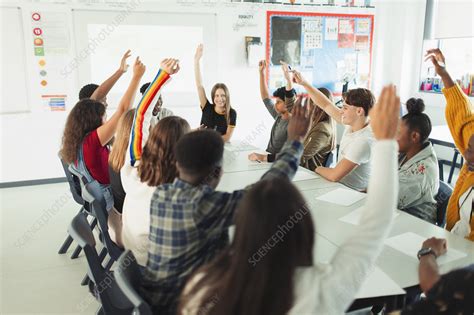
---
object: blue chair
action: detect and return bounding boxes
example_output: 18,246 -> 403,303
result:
68,212 -> 133,315
435,180 -> 453,227
115,250 -> 152,315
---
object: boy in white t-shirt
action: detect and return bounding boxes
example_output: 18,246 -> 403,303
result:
294,71 -> 375,191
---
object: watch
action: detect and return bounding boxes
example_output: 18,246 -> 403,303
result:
417,247 -> 437,260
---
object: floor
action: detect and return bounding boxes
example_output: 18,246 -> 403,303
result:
0,167 -> 460,314
1,183 -> 99,314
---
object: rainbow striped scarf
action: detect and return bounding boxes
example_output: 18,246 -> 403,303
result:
129,69 -> 171,166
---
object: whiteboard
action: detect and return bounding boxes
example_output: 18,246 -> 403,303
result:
72,10 -> 218,109
0,7 -> 29,114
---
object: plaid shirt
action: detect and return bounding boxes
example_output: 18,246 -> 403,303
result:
142,140 -> 303,313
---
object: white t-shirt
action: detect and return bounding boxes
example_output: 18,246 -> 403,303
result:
338,125 -> 374,191
451,188 -> 473,238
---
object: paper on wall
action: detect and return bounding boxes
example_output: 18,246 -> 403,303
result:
385,232 -> 468,265
356,18 -> 371,34
355,35 -> 369,51
304,32 -> 323,49
325,18 -> 338,41
338,19 -> 354,34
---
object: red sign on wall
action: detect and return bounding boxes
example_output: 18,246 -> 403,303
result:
33,28 -> 42,36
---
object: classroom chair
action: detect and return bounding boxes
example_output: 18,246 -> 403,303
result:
58,156 -> 97,259
68,165 -> 114,285
115,250 -> 152,315
68,211 -> 133,315
435,180 -> 453,227
323,151 -> 335,168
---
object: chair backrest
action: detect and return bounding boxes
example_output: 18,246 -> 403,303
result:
435,180 -> 453,227
323,151 -> 334,168
59,156 -> 84,206
115,250 -> 152,315
68,212 -> 132,314
78,175 -> 123,261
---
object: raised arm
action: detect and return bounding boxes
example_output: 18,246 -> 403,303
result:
194,44 -> 208,109
281,61 -> 297,113
129,58 -> 180,166
259,60 -> 271,100
97,56 -> 145,147
316,86 -> 400,313
294,71 -> 342,124
91,50 -> 131,102
426,48 -> 474,152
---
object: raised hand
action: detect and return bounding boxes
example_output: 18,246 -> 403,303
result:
195,44 -> 203,62
287,95 -> 313,142
259,60 -> 267,73
422,237 -> 447,257
160,58 -> 180,75
369,85 -> 400,141
424,48 -> 447,77
133,56 -> 146,78
292,70 -> 308,86
280,60 -> 293,83
119,50 -> 132,73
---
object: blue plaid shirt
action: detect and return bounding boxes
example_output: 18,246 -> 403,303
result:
142,140 -> 303,313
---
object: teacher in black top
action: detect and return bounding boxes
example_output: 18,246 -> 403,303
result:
194,44 -> 237,142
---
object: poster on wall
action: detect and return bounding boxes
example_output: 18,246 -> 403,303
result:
325,18 -> 338,40
270,16 -> 302,66
355,35 -> 369,51
338,19 -> 354,48
28,10 -> 72,112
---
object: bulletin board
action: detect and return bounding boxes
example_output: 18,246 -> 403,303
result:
266,11 -> 374,96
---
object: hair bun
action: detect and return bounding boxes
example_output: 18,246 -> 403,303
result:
406,98 -> 425,114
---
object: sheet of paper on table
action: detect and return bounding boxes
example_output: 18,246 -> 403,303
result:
355,266 -> 406,299
339,207 -> 400,225
385,232 -> 468,265
315,188 -> 366,206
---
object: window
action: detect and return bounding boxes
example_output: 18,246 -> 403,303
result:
419,37 -> 474,96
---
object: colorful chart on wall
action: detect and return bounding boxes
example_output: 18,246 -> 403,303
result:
266,11 -> 374,96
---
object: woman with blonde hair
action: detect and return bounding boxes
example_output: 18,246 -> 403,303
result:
107,108 -> 135,247
194,44 -> 237,142
301,88 -> 336,170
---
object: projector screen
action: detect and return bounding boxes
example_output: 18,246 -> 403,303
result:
73,10 -> 217,109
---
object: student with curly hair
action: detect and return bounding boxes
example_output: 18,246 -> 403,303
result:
60,54 -> 145,211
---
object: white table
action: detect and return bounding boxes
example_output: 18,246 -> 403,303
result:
221,145 -> 474,310
300,187 -> 474,289
217,167 -> 320,192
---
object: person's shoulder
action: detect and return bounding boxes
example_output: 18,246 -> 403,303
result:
230,107 -> 237,115
83,129 -> 100,147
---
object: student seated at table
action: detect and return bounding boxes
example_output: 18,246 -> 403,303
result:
293,71 -> 375,191
60,54 -> 145,211
194,44 -> 237,142
426,48 -> 474,241
140,82 -> 174,127
247,60 -> 296,163
397,98 -> 439,224
142,99 -> 312,314
390,237 -> 474,314
300,89 -> 336,170
178,85 -> 401,315
121,59 -> 187,266
79,50 -> 132,107
107,108 -> 135,247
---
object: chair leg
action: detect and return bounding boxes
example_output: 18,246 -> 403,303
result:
103,256 -> 114,271
70,244 -> 82,259
58,235 -> 74,254
81,273 -> 90,286
98,247 -> 108,264
448,150 -> 459,184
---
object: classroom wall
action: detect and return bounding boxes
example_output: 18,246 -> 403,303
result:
0,0 -> 468,184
